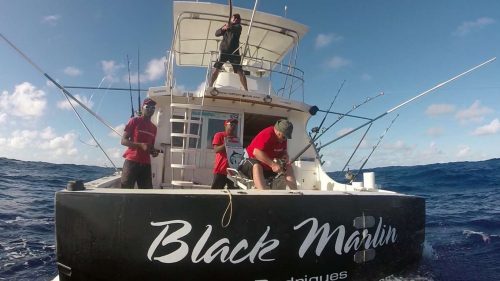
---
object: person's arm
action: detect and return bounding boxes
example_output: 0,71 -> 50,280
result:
253,148 -> 282,173
215,24 -> 228,37
214,143 -> 225,153
121,130 -> 149,152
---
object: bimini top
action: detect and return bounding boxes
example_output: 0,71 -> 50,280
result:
172,1 -> 308,68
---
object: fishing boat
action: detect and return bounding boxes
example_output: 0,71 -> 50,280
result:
49,2 -> 429,280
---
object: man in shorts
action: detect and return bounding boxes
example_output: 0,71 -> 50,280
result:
211,118 -> 239,189
209,13 -> 248,91
239,119 -> 297,190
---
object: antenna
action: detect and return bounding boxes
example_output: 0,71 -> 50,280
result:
284,5 -> 287,18
126,54 -> 134,118
137,48 -> 141,115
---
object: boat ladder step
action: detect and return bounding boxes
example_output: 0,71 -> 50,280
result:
171,164 -> 196,169
171,103 -> 203,109
170,148 -> 197,153
171,180 -> 194,187
170,118 -> 202,124
170,133 -> 200,138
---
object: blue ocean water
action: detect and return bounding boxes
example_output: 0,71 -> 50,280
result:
0,157 -> 499,281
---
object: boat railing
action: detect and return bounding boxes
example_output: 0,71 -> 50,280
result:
168,46 -> 304,101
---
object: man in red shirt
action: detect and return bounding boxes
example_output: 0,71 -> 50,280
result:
239,119 -> 297,190
120,98 -> 159,189
211,118 -> 239,189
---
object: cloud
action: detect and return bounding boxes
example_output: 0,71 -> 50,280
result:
326,56 -> 351,69
144,56 -> 166,81
7,130 -> 38,149
455,100 -> 493,123
336,127 -> 354,137
101,60 -> 125,83
64,66 -> 83,77
57,94 -> 94,110
453,17 -> 496,36
109,124 -> 125,138
315,33 -> 343,48
40,132 -> 78,156
456,145 -> 471,158
471,118 -> 500,136
426,127 -> 444,137
425,104 -> 456,116
0,112 -> 6,124
40,127 -> 56,139
0,82 -> 47,120
42,15 -> 61,26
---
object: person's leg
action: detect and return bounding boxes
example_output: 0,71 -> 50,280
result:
137,164 -> 153,189
210,68 -> 220,87
285,167 -> 297,190
224,176 -> 237,189
252,163 -> 267,189
121,159 -> 138,189
237,69 -> 248,91
211,173 -> 227,189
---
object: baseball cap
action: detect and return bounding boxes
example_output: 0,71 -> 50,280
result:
224,118 -> 238,125
143,98 -> 156,106
275,119 -> 293,139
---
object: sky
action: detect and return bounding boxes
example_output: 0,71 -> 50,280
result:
1,0 -> 499,171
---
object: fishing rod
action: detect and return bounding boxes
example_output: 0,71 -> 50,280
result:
60,88 -> 118,171
0,33 -> 123,137
349,114 -> 399,183
342,123 -> 373,172
316,57 -> 496,152
291,91 -> 383,163
63,85 -> 146,92
227,0 -> 233,26
241,0 -> 259,62
310,80 -> 346,142
127,55 -> 135,118
137,48 -> 142,116
316,109 -> 372,121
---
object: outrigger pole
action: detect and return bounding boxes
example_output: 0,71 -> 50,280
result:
316,57 -> 496,152
0,33 -> 123,137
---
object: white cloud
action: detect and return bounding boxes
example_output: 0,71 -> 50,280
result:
336,127 -> 354,137
425,104 -> 456,116
107,147 -> 123,159
109,124 -> 125,138
0,82 -> 47,120
42,15 -> 61,26
40,127 -> 56,139
456,145 -> 471,158
455,100 -> 493,123
453,17 -> 496,37
326,56 -> 351,69
39,132 -> 78,156
57,94 -> 94,110
144,56 -> 166,81
64,66 -> 82,77
0,112 -> 6,124
8,130 -> 38,149
426,127 -> 444,137
472,118 -> 500,136
315,33 -> 343,48
101,60 -> 124,83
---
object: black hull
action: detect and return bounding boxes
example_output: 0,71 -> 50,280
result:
55,190 -> 425,281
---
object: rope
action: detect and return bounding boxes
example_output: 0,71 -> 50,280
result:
221,188 -> 233,228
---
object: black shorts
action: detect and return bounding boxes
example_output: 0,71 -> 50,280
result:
121,159 -> 153,189
238,158 -> 276,180
214,53 -> 242,73
211,173 -> 236,189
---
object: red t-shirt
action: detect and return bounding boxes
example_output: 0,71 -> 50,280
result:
245,126 -> 287,171
212,132 -> 238,174
123,116 -> 157,164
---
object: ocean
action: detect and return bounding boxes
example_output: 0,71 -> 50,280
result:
0,157 -> 499,281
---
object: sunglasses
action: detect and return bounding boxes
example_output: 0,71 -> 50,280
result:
144,105 -> 156,109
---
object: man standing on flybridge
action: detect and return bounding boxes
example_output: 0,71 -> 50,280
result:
209,13 -> 248,91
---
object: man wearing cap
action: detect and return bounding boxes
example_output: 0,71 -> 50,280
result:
209,13 -> 248,91
211,118 -> 239,189
239,119 -> 297,190
120,98 -> 159,189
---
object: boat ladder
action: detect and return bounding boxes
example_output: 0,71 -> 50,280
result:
169,97 -> 203,188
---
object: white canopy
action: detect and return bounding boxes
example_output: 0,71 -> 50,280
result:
172,1 -> 308,68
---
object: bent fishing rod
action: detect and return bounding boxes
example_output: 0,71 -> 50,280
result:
315,57 -> 496,152
1,32 -> 123,137
291,57 -> 496,163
